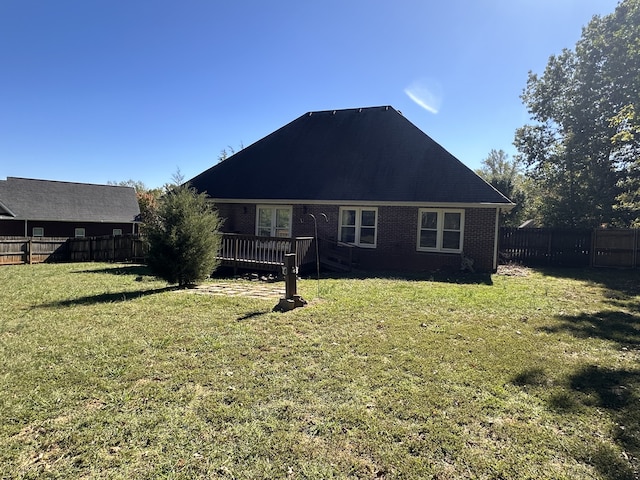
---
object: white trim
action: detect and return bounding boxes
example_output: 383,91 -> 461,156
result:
255,205 -> 293,237
338,206 -> 378,248
416,208 -> 465,253
209,198 -> 514,209
32,226 -> 44,237
493,208 -> 500,271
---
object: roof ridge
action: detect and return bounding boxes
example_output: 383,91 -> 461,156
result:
5,177 -> 132,189
305,105 -> 396,116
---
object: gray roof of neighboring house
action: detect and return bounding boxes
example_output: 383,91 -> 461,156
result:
188,106 -> 513,205
0,177 -> 140,222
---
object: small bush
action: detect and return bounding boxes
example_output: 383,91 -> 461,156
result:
145,183 -> 222,286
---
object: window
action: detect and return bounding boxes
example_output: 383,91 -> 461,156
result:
113,229 -> 123,236
339,207 -> 377,247
32,227 -> 44,237
74,228 -> 86,238
256,206 -> 292,237
417,209 -> 464,253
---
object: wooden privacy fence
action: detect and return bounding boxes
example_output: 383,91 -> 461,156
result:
499,228 -> 640,268
0,235 -> 146,265
592,229 -> 640,268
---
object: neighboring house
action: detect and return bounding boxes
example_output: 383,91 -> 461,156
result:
187,106 -> 514,273
0,177 -> 140,238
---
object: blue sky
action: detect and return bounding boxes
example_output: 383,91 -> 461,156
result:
0,0 -> 621,189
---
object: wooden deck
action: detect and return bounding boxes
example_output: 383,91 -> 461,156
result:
217,234 -> 314,273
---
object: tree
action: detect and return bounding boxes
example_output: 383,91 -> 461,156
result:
145,181 -> 222,287
108,179 -> 162,232
475,149 -> 527,226
514,0 -> 640,227
217,142 -> 244,163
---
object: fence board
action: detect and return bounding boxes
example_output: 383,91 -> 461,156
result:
0,237 -> 27,265
0,235 -> 146,265
592,229 -> 639,268
500,227 -> 640,268
499,228 -> 591,267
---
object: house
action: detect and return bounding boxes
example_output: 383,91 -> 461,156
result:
187,106 -> 514,273
0,177 -> 140,238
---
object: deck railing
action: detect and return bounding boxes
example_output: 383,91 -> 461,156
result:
217,234 -> 314,273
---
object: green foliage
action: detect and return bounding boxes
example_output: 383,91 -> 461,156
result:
515,0 -> 640,227
476,149 -> 527,226
108,179 -> 163,233
145,183 -> 222,286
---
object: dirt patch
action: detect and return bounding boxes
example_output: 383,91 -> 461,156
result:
496,263 -> 531,277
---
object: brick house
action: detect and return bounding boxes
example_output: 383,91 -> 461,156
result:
0,177 -> 140,238
188,106 -> 513,273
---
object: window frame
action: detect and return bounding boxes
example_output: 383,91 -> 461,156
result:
416,208 -> 464,253
32,227 -> 44,237
74,228 -> 86,238
338,206 -> 378,248
255,205 -> 293,238
113,228 -> 123,236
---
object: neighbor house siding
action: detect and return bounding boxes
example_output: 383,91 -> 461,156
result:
0,220 -> 136,238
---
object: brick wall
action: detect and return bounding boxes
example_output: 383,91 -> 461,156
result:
215,202 -> 498,273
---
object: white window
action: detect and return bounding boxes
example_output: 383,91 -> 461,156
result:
417,209 -> 464,253
32,227 -> 44,237
256,206 -> 292,238
113,229 -> 123,236
74,228 -> 86,238
339,207 -> 377,248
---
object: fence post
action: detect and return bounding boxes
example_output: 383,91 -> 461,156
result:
27,238 -> 32,265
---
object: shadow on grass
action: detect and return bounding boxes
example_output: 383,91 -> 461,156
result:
72,264 -> 153,277
510,364 -> 640,479
541,310 -> 640,349
40,286 -> 178,308
567,365 -> 640,480
302,269 -> 494,286
236,310 -> 271,321
515,301 -> 640,478
537,267 -> 640,300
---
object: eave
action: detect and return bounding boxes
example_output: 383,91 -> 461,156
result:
207,197 -> 515,210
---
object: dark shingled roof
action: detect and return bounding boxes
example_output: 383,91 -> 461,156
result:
188,106 -> 512,205
0,177 -> 140,222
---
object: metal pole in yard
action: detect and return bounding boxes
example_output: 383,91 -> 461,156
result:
306,213 -> 328,298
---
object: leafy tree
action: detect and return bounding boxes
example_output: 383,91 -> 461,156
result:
475,149 -> 527,226
514,0 -> 640,227
108,179 -> 162,232
145,181 -> 222,287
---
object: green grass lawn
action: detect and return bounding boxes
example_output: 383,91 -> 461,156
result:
1,263 -> 638,479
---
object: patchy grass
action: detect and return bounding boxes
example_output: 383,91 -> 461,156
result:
0,262 -> 639,479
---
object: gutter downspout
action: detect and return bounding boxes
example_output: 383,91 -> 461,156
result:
493,208 -> 500,272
